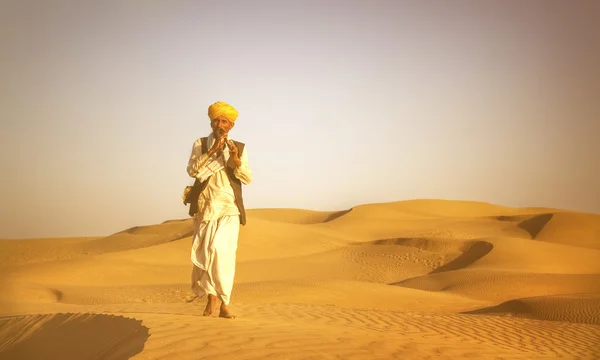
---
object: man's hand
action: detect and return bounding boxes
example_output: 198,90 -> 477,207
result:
226,140 -> 242,168
208,137 -> 227,157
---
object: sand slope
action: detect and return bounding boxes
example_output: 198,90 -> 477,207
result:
1,199 -> 599,359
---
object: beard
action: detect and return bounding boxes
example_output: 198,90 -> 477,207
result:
214,129 -> 227,138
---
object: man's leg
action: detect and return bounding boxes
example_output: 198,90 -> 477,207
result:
191,217 -> 220,316
210,215 -> 240,318
191,214 -> 240,317
219,298 -> 235,318
204,294 -> 218,316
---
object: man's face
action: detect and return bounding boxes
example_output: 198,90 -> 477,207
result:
211,117 -> 234,138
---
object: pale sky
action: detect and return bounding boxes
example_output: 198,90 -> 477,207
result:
1,0 -> 599,239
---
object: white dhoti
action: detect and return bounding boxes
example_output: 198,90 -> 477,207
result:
190,214 -> 240,305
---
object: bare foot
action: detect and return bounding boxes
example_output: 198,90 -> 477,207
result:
203,294 -> 217,316
219,304 -> 236,319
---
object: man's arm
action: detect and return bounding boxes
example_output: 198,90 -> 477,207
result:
231,146 -> 252,185
187,138 -> 223,182
187,139 -> 210,178
188,137 -> 232,181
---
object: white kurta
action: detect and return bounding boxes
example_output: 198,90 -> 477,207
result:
186,133 -> 252,304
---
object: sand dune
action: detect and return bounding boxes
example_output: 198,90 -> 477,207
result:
495,212 -> 600,250
1,199 -> 599,359
463,293 -> 600,325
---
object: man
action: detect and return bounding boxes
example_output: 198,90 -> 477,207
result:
186,101 -> 252,319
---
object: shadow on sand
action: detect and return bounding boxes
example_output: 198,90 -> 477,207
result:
429,241 -> 493,274
496,213 -> 554,239
0,313 -> 150,360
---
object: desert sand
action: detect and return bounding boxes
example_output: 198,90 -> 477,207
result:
1,199 -> 599,359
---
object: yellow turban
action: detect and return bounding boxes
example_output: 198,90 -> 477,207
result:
208,101 -> 238,122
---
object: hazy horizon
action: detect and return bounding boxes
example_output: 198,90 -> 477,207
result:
2,0 -> 599,239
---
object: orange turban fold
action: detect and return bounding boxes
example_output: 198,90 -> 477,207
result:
208,101 -> 238,123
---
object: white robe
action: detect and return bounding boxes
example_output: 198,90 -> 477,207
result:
186,133 -> 252,304
190,215 -> 240,304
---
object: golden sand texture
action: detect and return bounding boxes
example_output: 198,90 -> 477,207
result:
1,199 -> 599,360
